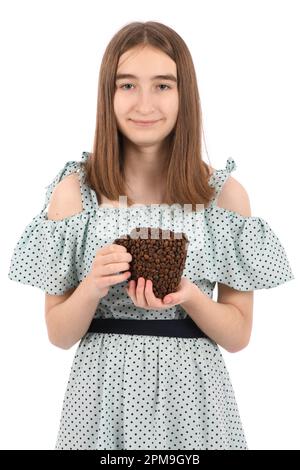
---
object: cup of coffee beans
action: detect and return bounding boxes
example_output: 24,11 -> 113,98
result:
113,227 -> 189,299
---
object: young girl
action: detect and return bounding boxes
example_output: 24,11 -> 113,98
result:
8,21 -> 294,450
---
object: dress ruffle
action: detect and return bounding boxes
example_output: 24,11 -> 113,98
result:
8,153 -> 295,295
7,211 -> 91,295
202,206 -> 295,290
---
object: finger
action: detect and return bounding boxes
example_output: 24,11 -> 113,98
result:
110,243 -> 127,252
102,262 -> 131,275
101,251 -> 132,265
144,279 -> 162,307
97,244 -> 127,255
163,294 -> 175,304
136,277 -> 147,306
127,280 -> 137,303
100,270 -> 131,286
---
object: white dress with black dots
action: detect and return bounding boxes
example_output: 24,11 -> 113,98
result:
8,152 -> 294,450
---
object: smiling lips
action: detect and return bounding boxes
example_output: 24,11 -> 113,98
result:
131,119 -> 161,126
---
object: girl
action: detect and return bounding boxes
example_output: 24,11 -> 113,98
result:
8,21 -> 294,450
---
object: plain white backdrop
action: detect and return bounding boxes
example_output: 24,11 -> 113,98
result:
1,0 -> 299,450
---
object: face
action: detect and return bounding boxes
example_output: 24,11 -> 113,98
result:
113,45 -> 179,147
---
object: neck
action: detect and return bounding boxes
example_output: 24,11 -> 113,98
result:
122,139 -> 169,197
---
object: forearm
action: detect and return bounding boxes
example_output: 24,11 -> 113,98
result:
180,284 -> 250,353
46,276 -> 102,350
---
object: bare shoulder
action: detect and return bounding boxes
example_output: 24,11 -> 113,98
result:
217,175 -> 252,217
47,172 -> 83,221
207,164 -> 216,176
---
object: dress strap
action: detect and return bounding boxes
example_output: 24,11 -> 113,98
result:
207,157 -> 237,209
41,151 -> 99,215
77,151 -> 100,212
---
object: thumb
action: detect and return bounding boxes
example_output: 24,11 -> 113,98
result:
164,294 -> 176,304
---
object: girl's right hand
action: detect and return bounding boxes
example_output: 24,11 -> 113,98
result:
86,243 -> 132,298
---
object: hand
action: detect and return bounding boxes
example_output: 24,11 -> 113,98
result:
124,276 -> 195,310
87,243 -> 132,298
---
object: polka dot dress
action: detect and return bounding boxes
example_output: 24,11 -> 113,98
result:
8,152 -> 294,450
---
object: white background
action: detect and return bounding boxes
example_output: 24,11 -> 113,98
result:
1,0 -> 299,450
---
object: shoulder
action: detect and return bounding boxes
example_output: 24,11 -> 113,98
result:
47,172 -> 83,220
217,174 -> 252,217
207,164 -> 216,176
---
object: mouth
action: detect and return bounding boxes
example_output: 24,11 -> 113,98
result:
130,119 -> 161,127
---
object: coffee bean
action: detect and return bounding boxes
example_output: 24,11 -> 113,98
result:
113,227 -> 189,299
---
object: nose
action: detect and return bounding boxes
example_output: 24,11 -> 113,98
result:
135,89 -> 155,113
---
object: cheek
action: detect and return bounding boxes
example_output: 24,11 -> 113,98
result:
164,93 -> 178,116
166,105 -> 179,125
113,93 -> 129,115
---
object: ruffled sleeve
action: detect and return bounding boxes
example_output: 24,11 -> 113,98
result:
202,207 -> 295,291
8,153 -> 95,295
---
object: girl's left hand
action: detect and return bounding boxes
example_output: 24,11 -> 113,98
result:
124,276 -> 195,310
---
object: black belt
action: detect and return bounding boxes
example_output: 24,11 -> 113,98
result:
87,316 -> 209,338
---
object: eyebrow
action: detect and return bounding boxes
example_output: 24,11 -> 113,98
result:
115,73 -> 177,83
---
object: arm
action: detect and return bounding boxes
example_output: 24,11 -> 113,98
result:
44,174 -> 103,350
181,283 -> 253,352
45,277 -> 104,350
181,176 -> 254,353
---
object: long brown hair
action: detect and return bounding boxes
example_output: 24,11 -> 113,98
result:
82,21 -> 215,211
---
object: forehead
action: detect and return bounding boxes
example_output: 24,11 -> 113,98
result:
116,46 -> 177,78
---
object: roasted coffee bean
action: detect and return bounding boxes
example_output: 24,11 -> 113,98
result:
113,227 -> 189,299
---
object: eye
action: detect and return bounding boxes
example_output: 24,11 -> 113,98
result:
158,84 -> 171,91
120,83 -> 134,90
119,83 -> 171,91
